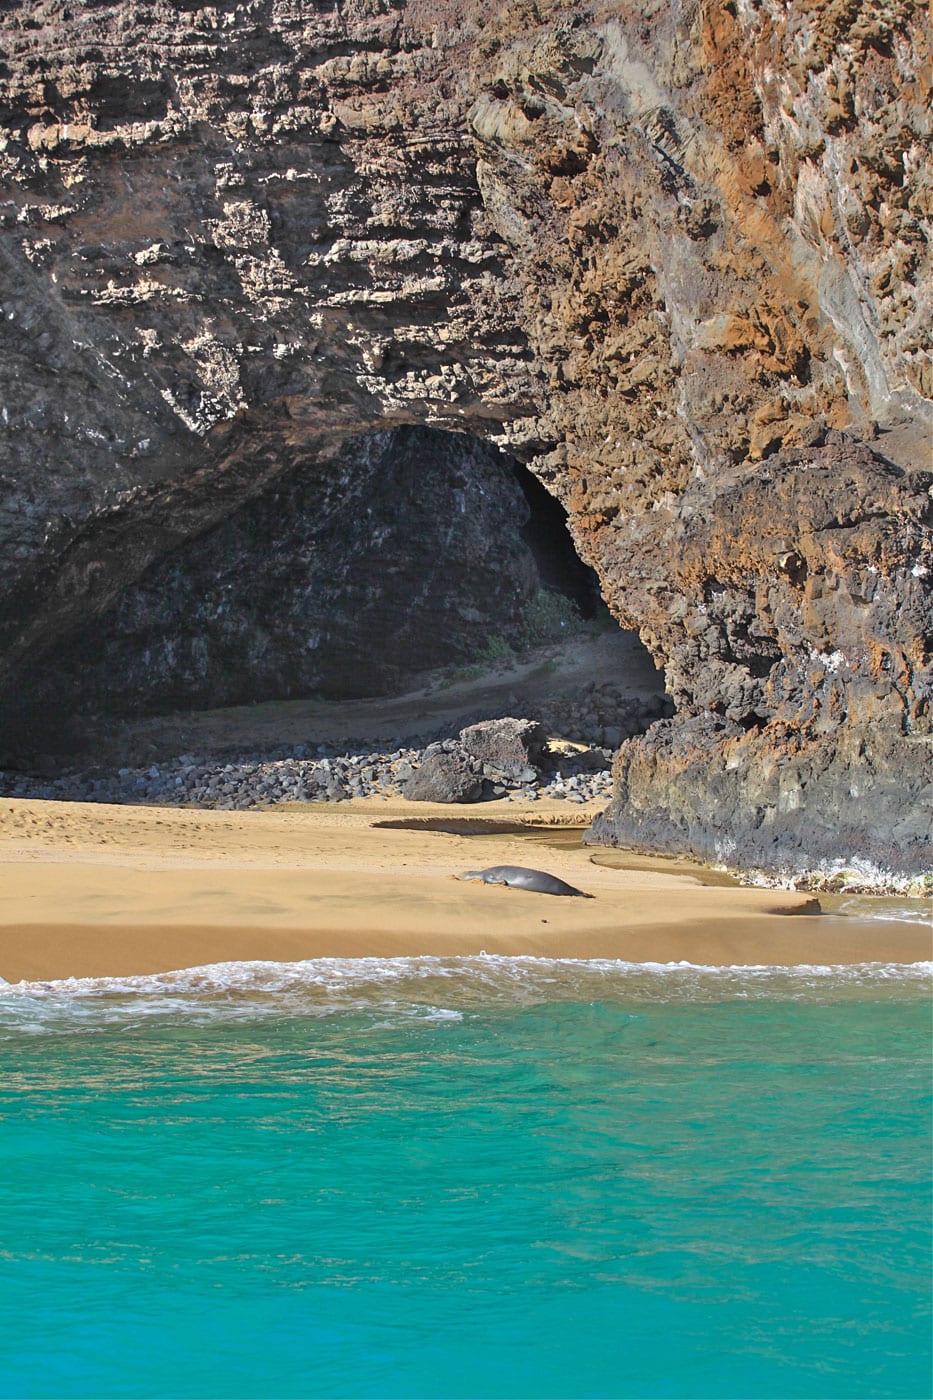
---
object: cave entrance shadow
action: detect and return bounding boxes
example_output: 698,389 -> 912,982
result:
3,426 -> 670,767
511,460 -> 604,620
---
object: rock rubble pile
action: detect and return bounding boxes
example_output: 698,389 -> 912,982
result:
524,686 -> 673,749
0,724 -> 617,810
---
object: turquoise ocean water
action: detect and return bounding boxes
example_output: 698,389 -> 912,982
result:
0,954 -> 930,1400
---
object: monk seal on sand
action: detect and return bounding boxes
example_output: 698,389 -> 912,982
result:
458,865 -> 592,898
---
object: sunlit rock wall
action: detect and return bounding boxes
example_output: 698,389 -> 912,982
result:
0,0 -> 929,872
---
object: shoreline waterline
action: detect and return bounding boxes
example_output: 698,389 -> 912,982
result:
1,969 -> 929,1400
2,953 -> 930,1019
1,799 -> 929,1400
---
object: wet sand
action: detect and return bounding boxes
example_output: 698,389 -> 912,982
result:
0,797 -> 929,981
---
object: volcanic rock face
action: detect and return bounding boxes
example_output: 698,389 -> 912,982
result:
589,436 -> 933,872
0,0 -> 930,874
12,426 -> 549,721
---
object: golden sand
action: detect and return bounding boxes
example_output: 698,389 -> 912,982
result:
0,797 -> 928,981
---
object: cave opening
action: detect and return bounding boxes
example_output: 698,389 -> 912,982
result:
510,462 -> 604,620
3,426 -> 667,766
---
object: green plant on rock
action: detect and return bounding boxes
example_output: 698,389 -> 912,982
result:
445,663 -> 485,685
584,601 -> 618,636
519,588 -> 582,648
478,635 -> 515,665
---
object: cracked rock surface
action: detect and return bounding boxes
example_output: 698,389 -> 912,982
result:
0,0 -> 930,876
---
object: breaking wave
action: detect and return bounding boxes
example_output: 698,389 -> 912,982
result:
0,954 -> 929,1036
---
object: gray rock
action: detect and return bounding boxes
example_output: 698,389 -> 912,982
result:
459,717 -> 547,778
404,749 -> 483,804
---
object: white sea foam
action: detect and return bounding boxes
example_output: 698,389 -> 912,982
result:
832,900 -> 932,926
4,954 -> 931,1000
0,955 -> 929,1035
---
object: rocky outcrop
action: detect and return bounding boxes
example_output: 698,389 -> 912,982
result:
590,435 -> 933,875
9,426 -> 550,723
0,0 -> 930,875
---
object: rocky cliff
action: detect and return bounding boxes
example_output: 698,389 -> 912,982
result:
0,0 -> 930,875
10,425 -> 595,724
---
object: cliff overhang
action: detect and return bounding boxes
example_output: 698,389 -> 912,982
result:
0,0 -> 930,876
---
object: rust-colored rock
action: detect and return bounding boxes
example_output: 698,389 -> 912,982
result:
0,0 -> 929,875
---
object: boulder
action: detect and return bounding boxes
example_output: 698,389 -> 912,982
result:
404,749 -> 483,804
458,717 -> 547,778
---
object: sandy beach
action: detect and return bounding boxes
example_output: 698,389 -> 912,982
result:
1,795 -> 929,982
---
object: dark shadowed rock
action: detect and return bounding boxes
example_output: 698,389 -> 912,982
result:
403,750 -> 484,805
459,718 -> 548,778
12,429 -> 544,717
587,712 -> 933,879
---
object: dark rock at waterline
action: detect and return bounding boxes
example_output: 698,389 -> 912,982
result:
403,749 -> 484,804
587,714 -> 933,879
